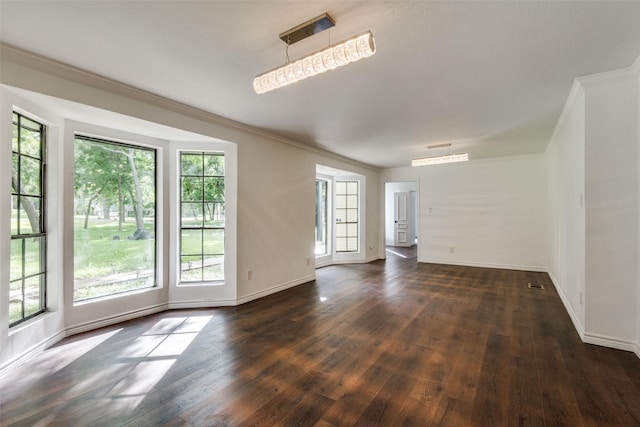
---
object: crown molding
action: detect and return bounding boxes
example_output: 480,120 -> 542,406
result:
546,55 -> 640,156
0,43 -> 380,172
576,58 -> 639,87
546,78 -> 585,155
632,55 -> 640,77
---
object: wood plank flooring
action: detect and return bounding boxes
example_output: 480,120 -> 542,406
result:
2,254 -> 640,426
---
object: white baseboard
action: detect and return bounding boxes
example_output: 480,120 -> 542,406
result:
548,271 -> 640,360
419,258 -> 547,272
547,271 -> 585,339
331,259 -> 371,265
315,255 -> 382,269
0,330 -> 66,378
583,332 -> 638,353
65,303 -> 168,336
315,259 -> 333,269
364,255 -> 383,263
237,275 -> 315,305
168,299 -> 237,309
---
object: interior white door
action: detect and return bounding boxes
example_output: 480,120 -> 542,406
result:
394,191 -> 411,247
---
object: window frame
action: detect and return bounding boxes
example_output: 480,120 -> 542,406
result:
72,134 -> 159,302
315,178 -> 329,257
334,180 -> 359,253
9,111 -> 47,327
178,151 -> 225,285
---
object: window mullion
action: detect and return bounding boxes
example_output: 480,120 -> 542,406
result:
10,112 -> 47,326
179,151 -> 225,284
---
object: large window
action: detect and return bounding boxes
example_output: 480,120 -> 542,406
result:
10,112 -> 46,326
335,180 -> 359,252
179,152 -> 225,283
74,136 -> 157,301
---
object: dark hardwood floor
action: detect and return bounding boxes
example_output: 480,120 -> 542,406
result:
385,245 -> 417,259
2,254 -> 640,426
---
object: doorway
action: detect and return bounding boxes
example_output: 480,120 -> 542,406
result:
316,165 -> 366,267
385,181 -> 418,260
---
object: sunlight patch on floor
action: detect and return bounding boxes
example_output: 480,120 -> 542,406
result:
385,248 -> 408,258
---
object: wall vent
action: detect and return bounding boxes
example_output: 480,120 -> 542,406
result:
528,283 -> 544,290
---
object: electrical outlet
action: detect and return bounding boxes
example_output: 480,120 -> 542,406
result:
449,247 -> 454,253
306,258 -> 310,266
247,270 -> 252,280
579,291 -> 582,305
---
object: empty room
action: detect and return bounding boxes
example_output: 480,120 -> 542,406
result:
1,1 -> 640,426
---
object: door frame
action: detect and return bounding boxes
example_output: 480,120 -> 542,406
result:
316,165 -> 366,267
384,181 -> 419,257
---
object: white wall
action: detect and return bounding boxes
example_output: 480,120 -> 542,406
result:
383,155 -> 548,271
0,50 -> 383,372
583,71 -> 638,347
637,59 -> 640,357
548,59 -> 640,354
546,82 -> 586,334
234,142 -> 381,300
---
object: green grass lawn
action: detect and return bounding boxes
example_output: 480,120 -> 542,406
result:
73,216 -> 157,300
74,217 -> 156,280
11,214 -> 225,302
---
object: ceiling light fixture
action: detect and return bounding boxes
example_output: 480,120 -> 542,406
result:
253,13 -> 376,94
411,144 -> 469,166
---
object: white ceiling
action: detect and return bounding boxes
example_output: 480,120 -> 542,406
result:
1,1 -> 640,168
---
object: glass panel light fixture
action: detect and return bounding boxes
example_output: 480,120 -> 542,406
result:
411,143 -> 469,167
254,14 -> 376,94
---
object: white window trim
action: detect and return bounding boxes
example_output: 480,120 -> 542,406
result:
0,88 -> 65,372
168,141 -> 237,308
315,174 -> 333,267
315,165 -> 366,266
63,121 -> 168,331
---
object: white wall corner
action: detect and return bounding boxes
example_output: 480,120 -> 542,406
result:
637,54 -> 640,360
0,330 -> 66,378
546,79 -> 585,156
577,60 -> 640,88
236,275 -> 315,306
631,55 -> 640,77
583,332 -> 638,354
548,271 -> 585,340
65,303 -> 168,336
420,258 -> 547,273
364,255 -> 384,264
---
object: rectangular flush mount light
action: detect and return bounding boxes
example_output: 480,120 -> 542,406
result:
254,13 -> 375,94
411,153 -> 469,166
412,143 -> 469,166
254,31 -> 376,94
